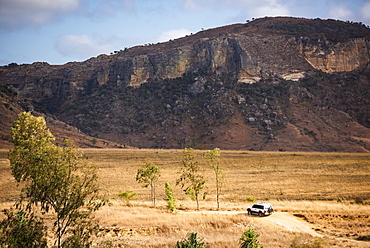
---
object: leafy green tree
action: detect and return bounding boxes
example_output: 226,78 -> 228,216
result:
176,148 -> 206,210
165,182 -> 176,212
203,148 -> 225,210
175,232 -> 206,248
136,161 -> 161,207
7,112 -> 105,248
239,229 -> 263,248
0,207 -> 47,248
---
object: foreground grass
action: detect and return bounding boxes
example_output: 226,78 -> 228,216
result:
0,149 -> 369,247
91,199 -> 370,248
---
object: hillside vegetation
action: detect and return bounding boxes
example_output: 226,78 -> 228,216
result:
0,17 -> 369,151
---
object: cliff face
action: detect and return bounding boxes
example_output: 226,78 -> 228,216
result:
2,18 -> 369,90
302,37 -> 370,73
80,29 -> 370,87
0,17 -> 369,151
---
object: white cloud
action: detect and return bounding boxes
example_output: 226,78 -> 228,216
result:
361,1 -> 370,21
157,28 -> 192,42
253,0 -> 290,18
0,0 -> 80,29
55,34 -> 114,60
177,0 -> 290,21
328,4 -> 354,21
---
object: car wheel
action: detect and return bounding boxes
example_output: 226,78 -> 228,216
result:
248,210 -> 251,215
258,212 -> 263,217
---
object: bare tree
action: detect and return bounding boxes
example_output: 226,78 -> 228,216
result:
204,148 -> 225,210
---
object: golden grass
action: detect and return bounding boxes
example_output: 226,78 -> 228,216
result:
0,149 -> 369,247
92,200 -> 297,248
77,149 -> 370,204
92,199 -> 370,247
2,148 -> 368,204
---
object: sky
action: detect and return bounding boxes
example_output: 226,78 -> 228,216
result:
1,0 -> 370,66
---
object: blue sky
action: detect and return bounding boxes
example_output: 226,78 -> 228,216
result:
1,0 -> 370,66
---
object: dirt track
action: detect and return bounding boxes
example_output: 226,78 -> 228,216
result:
251,212 -> 323,237
179,211 -> 321,236
179,210 -> 370,247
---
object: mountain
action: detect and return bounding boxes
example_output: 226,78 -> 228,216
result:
1,17 -> 369,152
0,84 -> 124,149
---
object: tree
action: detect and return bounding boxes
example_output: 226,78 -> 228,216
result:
175,232 -> 206,248
8,112 -> 105,248
165,182 -> 176,212
203,148 -> 225,210
176,148 -> 206,210
0,207 -> 47,248
239,229 -> 263,248
136,161 -> 161,208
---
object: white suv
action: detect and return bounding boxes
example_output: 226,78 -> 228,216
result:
247,202 -> 274,217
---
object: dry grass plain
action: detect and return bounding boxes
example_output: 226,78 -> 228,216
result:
0,149 -> 369,247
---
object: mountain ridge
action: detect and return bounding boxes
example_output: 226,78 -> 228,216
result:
0,17 -> 369,151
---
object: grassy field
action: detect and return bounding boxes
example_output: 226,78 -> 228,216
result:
0,149 -> 369,247
79,149 -> 370,204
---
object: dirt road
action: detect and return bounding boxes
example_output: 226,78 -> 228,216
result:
180,210 -> 370,247
181,210 -> 321,237
251,212 -> 323,237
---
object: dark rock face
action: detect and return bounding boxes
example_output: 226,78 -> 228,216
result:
1,17 -> 369,151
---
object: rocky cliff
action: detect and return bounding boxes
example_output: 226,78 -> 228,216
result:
1,17 -> 369,151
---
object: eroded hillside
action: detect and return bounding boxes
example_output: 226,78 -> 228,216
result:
0,17 -> 369,151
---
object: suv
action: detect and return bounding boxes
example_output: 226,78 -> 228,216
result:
247,202 -> 273,217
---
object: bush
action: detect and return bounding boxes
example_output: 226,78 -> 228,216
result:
239,229 -> 263,248
246,196 -> 256,202
0,208 -> 47,248
117,190 -> 137,206
175,232 -> 206,248
165,182 -> 176,212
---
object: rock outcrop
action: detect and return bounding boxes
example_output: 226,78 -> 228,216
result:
302,37 -> 369,73
2,18 -> 369,90
0,17 -> 369,151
